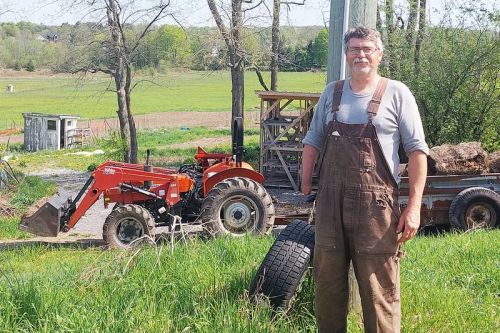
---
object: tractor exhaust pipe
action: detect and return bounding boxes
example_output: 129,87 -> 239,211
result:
232,117 -> 244,165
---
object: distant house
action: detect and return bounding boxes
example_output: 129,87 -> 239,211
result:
23,113 -> 80,152
34,33 -> 59,43
45,32 -> 58,42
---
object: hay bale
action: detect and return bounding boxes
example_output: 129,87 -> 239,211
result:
488,150 -> 500,173
428,142 -> 488,175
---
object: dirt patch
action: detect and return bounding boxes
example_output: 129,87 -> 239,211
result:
0,196 -> 17,217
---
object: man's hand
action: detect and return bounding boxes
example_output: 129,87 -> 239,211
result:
301,182 -> 312,196
397,150 -> 427,243
301,144 -> 318,196
396,206 -> 420,243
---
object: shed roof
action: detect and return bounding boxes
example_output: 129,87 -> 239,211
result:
22,113 -> 80,120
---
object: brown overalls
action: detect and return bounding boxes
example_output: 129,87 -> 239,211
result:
313,78 -> 402,333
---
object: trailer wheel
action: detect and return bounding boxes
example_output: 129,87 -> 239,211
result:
249,220 -> 315,310
201,177 -> 274,237
103,204 -> 156,249
449,187 -> 500,231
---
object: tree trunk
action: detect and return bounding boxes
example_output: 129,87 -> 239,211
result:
406,0 -> 419,47
384,0 -> 396,77
107,0 -> 137,163
414,0 -> 426,74
230,0 -> 244,130
125,64 -> 138,163
270,0 -> 280,91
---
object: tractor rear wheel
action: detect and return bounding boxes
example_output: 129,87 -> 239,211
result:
201,177 -> 274,237
103,204 -> 156,249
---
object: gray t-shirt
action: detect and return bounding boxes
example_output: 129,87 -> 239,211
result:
303,79 -> 429,183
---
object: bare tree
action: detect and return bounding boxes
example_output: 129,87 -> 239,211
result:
270,0 -> 304,91
207,0 -> 250,127
62,0 -> 172,163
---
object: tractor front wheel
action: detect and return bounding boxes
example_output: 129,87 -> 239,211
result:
103,204 -> 156,249
201,177 -> 275,237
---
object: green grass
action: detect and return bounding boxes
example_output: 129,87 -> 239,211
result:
0,230 -> 498,332
4,126 -> 261,172
0,71 -> 327,130
0,175 -> 56,239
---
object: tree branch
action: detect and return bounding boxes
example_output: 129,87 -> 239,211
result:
207,0 -> 232,51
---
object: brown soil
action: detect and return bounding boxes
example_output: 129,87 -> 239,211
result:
428,142 -> 489,175
488,150 -> 500,173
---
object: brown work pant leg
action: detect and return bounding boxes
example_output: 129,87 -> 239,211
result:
352,253 -> 401,333
313,245 -> 350,333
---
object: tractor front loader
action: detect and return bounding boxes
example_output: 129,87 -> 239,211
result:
20,118 -> 275,248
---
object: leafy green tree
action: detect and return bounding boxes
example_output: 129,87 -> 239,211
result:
312,28 -> 328,68
380,1 -> 499,151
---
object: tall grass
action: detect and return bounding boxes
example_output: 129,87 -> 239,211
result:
0,230 -> 498,332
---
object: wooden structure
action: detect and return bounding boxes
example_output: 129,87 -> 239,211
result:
257,91 -> 321,191
23,113 -> 82,152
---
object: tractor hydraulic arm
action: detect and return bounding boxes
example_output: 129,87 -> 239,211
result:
63,161 -> 193,231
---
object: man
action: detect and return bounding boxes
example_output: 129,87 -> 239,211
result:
301,27 -> 429,333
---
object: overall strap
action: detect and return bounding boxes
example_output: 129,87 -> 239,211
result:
367,77 -> 389,122
332,80 -> 344,114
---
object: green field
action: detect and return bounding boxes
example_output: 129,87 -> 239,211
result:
0,230 -> 498,332
0,71 -> 327,130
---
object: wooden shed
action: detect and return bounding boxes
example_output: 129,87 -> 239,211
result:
23,113 -> 80,152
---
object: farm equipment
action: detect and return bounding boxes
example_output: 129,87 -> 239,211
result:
20,118 -> 275,248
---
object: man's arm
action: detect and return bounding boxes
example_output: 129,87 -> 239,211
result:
397,150 -> 427,243
301,144 -> 318,195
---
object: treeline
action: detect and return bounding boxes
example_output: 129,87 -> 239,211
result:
0,22 -> 328,72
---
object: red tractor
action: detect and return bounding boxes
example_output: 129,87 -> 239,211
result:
20,118 -> 275,248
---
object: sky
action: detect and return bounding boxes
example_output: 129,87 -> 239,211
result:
1,0 -> 497,27
2,0 -> 331,27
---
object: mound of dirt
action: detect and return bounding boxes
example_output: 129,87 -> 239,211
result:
428,142 -> 488,175
488,150 -> 500,173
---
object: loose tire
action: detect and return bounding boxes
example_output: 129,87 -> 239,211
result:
103,204 -> 156,249
201,177 -> 275,237
249,220 -> 315,310
449,187 -> 500,231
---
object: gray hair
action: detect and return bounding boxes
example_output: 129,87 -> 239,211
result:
344,27 -> 383,52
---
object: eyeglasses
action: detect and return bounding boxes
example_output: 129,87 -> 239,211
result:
347,47 -> 378,55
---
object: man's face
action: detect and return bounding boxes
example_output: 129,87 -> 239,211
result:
345,38 -> 383,75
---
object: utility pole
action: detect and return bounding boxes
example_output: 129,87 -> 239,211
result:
327,0 -> 378,83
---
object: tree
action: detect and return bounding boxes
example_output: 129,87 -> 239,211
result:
61,0 -> 172,163
379,0 -> 499,150
312,28 -> 328,68
207,0 -> 252,129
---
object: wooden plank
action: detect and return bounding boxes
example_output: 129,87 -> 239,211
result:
260,99 -> 281,121
276,149 -> 299,191
256,91 -> 321,99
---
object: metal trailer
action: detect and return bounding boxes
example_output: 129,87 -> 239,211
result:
399,173 -> 500,230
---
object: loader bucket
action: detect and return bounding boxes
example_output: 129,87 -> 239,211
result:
19,191 -> 72,237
